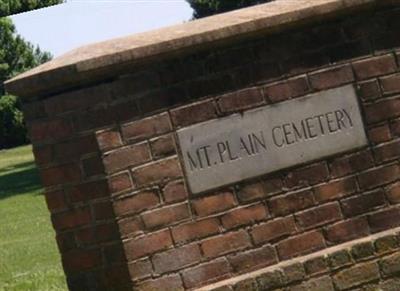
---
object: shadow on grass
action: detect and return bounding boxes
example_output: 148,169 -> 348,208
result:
0,161 -> 42,200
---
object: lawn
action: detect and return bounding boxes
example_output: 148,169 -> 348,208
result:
0,145 -> 67,290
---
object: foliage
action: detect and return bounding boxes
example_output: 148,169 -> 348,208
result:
0,94 -> 26,148
187,0 -> 273,19
0,0 -> 64,17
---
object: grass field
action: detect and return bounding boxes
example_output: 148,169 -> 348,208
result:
0,145 -> 67,291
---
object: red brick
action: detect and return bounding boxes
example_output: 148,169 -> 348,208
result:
118,217 -> 143,238
172,218 -> 220,244
192,191 -> 236,217
330,150 -> 374,178
237,179 -> 282,202
358,80 -> 381,101
285,162 -> 329,188
391,119 -> 400,136
269,190 -> 314,216
32,145 -> 53,166
94,223 -> 119,242
162,180 -> 188,203
62,249 -> 102,272
386,182 -> 400,204
358,164 -> 400,190
109,172 -> 132,194
374,140 -> 400,163
368,207 -> 400,233
309,65 -> 354,90
152,244 -> 201,274
201,230 -> 251,259
341,189 -> 386,217
22,101 -> 46,121
56,232 -> 76,253
228,245 -> 277,274
52,207 -> 92,230
45,190 -> 67,212
218,87 -> 264,113
128,259 -> 152,281
121,112 -> 171,142
132,157 -> 182,187
170,99 -> 217,127
40,163 -> 81,187
125,229 -> 173,260
264,76 -> 310,103
251,216 -> 297,245
333,261 -> 380,290
353,54 -> 397,80
96,129 -> 122,151
380,73 -> 400,95
277,230 -> 325,260
68,179 -> 109,203
368,124 -> 392,144
30,118 -> 74,142
314,177 -> 357,202
150,134 -> 176,158
136,274 -> 183,291
365,97 -> 400,124
52,135 -> 98,163
296,203 -> 342,230
93,201 -> 114,220
103,143 -> 151,173
221,204 -> 268,229
142,203 -> 190,229
114,190 -> 159,216
181,258 -> 231,289
325,217 -> 369,244
82,155 -> 104,177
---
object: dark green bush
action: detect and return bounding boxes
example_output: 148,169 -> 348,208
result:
0,94 -> 27,148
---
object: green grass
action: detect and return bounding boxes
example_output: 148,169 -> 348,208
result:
0,145 -> 67,291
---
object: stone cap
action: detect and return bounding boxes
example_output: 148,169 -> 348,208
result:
5,0 -> 395,98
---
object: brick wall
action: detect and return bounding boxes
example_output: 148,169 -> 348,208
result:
16,3 -> 400,291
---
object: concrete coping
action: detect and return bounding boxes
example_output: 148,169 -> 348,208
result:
4,0 -> 395,98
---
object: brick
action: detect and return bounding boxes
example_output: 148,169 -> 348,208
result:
142,203 -> 190,229
304,256 -> 329,276
52,207 -> 92,230
68,179 -> 109,203
353,54 -> 397,80
192,191 -> 236,217
269,190 -> 314,216
52,135 -> 98,163
56,232 -> 76,253
351,241 -> 374,261
374,140 -> 400,162
93,201 -> 114,221
277,230 -> 325,260
309,65 -> 354,90
314,177 -> 357,202
30,118 -> 74,142
375,234 -> 400,254
153,244 -> 201,274
109,172 -> 132,194
283,263 -> 306,284
218,87 -> 264,113
341,189 -> 386,217
172,218 -> 220,244
40,163 -> 81,187
32,145 -> 53,166
96,129 -> 122,151
162,180 -> 188,203
103,143 -> 151,173
333,262 -> 380,290
125,229 -> 173,260
365,97 -> 400,124
114,190 -> 159,216
325,217 -> 369,244
392,119 -> 400,136
368,207 -> 400,233
251,216 -> 297,245
82,155 -> 104,177
121,112 -> 171,141
45,190 -> 67,212
358,80 -> 381,101
118,217 -> 143,238
22,101 -> 46,121
386,182 -> 400,204
228,245 -> 277,274
285,162 -> 329,188
132,157 -> 182,187
237,178 -> 282,202
296,202 -> 342,229
358,164 -> 400,190
291,275 -> 334,291
328,249 -> 351,269
233,279 -> 257,291
256,270 -> 284,290
381,73 -> 400,95
170,99 -> 217,127
201,230 -> 251,259
264,76 -> 310,103
182,258 -> 231,289
330,150 -> 374,178
128,259 -> 152,281
368,124 -> 392,144
221,204 -> 268,229
62,249 -> 102,272
150,134 -> 176,158
380,252 -> 400,277
136,274 -> 183,291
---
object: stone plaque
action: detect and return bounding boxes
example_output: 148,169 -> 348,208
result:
177,85 -> 367,194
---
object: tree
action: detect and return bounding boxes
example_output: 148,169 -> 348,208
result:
187,0 -> 273,19
0,0 -> 63,148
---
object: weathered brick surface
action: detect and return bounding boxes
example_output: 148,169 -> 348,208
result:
277,231 -> 325,260
192,191 -> 236,217
172,218 -> 220,244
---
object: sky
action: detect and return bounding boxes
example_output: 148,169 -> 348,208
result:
10,0 -> 193,57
